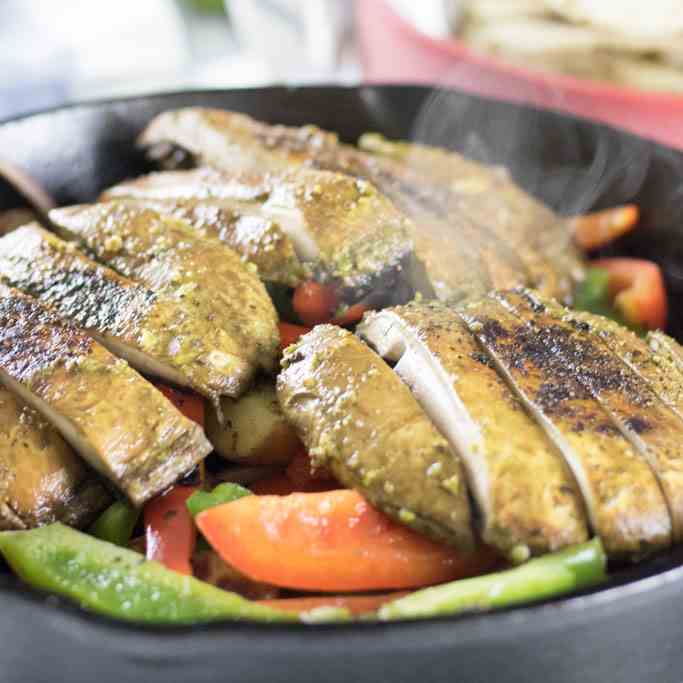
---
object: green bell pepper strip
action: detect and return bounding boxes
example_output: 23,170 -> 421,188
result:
186,483 -> 251,518
574,268 -> 644,334
574,267 -> 613,318
0,523 -> 298,624
88,501 -> 140,547
377,538 -> 607,621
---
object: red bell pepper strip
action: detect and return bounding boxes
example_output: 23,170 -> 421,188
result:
196,490 -> 499,592
144,485 -> 197,576
593,257 -> 667,330
571,205 -> 639,251
278,322 -> 312,351
292,281 -> 339,325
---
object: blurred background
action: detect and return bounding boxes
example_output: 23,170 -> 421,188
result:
2,0 -> 682,146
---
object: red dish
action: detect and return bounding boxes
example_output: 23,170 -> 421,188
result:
356,0 -> 683,150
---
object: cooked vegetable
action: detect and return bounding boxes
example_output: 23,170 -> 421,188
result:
330,303 -> 368,327
144,485 -> 197,575
358,133 -> 584,303
89,501 -> 140,547
0,224 -> 248,403
277,325 -> 474,549
0,284 -> 210,506
103,165 -> 417,305
278,322 -> 311,350
260,593 -> 408,616
136,111 -> 492,302
460,292 -> 671,557
205,380 -> 301,465
502,288 -> 683,542
196,490 -> 498,592
574,267 -> 616,320
378,538 -> 606,621
0,523 -> 294,624
570,205 -> 639,251
359,302 -> 588,559
186,482 -> 251,517
542,303 -> 683,424
49,202 -> 280,400
154,384 -> 205,427
102,172 -> 305,287
292,281 -> 339,325
0,386 -> 110,530
593,257 -> 667,330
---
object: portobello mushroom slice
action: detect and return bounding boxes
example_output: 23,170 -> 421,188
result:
137,109 -> 522,302
205,379 -> 301,465
139,108 -> 340,174
49,202 -> 279,397
459,294 -> 671,558
0,284 -> 211,505
358,133 -> 584,303
0,223 -> 261,403
532,301 -> 683,424
101,167 -> 417,304
498,289 -> 683,542
0,386 -> 110,530
357,301 -> 588,560
276,325 -> 474,550
102,170 -> 302,288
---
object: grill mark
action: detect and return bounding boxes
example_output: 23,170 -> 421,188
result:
0,286 -> 93,383
0,227 -> 155,338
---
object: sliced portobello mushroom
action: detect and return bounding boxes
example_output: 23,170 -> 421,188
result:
358,301 -> 588,560
0,386 -> 110,530
102,170 -> 303,288
276,325 -> 474,550
536,301 -> 683,424
0,223 -> 262,404
138,108 -> 340,173
137,109 -> 526,302
49,202 -> 279,399
459,293 -> 671,558
102,167 -> 419,305
498,288 -> 683,543
205,379 -> 301,466
0,284 -> 211,506
358,133 -> 585,303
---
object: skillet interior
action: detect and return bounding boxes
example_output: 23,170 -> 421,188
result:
1,86 -> 683,683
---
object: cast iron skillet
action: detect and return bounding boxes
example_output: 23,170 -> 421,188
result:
1,86 -> 683,683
